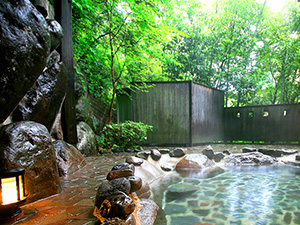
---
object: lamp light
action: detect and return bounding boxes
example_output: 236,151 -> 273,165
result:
0,168 -> 27,223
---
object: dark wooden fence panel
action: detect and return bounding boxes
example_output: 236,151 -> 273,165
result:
131,82 -> 191,145
192,83 -> 224,144
224,104 -> 300,143
117,94 -> 132,123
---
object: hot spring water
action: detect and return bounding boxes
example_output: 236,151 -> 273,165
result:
159,166 -> 300,225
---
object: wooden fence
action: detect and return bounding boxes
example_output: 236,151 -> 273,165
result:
117,81 -> 224,146
224,104 -> 300,143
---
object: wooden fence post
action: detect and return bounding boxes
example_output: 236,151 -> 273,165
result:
55,0 -> 78,144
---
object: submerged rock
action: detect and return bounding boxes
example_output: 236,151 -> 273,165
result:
165,183 -> 198,202
225,152 -> 278,166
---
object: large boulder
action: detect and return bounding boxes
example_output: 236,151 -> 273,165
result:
225,152 -> 279,166
76,121 -> 98,156
12,50 -> 67,131
53,140 -> 86,177
175,154 -> 214,176
0,0 -> 51,123
0,121 -> 60,203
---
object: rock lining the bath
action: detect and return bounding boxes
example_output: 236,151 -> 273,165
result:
225,152 -> 279,166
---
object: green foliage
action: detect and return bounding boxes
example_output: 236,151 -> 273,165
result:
72,0 -> 300,109
101,121 -> 153,150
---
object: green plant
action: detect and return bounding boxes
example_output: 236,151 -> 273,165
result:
101,121 -> 152,151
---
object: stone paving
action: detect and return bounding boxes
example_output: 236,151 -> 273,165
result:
4,144 -> 300,225
5,153 -> 131,225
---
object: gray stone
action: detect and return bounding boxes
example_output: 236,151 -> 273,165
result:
107,163 -> 135,181
76,122 -> 98,156
0,121 -> 60,203
0,0 -> 51,123
214,152 -> 225,162
225,152 -> 278,166
169,148 -> 185,157
282,149 -> 298,155
109,178 -> 131,195
258,148 -> 283,157
53,140 -> 86,177
127,176 -> 142,193
151,149 -> 162,161
161,164 -> 172,172
136,151 -> 150,160
158,149 -> 170,154
137,199 -> 159,225
242,147 -> 257,153
202,145 -> 215,159
126,156 -> 144,166
95,178 -> 131,209
47,19 -> 63,52
296,155 -> 300,161
12,51 -> 67,131
223,149 -> 231,155
135,180 -> 151,199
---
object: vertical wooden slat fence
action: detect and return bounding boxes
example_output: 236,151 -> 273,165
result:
117,81 -> 224,146
224,104 -> 300,143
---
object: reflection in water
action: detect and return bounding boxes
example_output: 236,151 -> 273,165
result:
159,166 -> 300,225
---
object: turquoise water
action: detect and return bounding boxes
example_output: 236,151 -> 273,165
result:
162,166 -> 300,225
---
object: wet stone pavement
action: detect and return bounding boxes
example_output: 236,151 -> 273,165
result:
5,153 -> 130,225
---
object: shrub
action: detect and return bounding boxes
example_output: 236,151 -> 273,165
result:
101,121 -> 152,150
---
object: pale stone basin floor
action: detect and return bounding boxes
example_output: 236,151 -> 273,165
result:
4,144 -> 300,225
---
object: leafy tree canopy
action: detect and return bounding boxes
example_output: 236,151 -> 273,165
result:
72,0 -> 300,110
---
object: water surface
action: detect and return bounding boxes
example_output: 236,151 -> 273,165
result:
161,166 -> 300,225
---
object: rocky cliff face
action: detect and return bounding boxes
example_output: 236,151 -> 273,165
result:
0,0 -> 51,123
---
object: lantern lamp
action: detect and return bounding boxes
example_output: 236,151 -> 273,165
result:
0,168 -> 27,223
